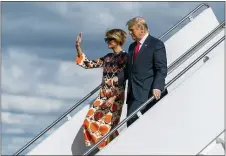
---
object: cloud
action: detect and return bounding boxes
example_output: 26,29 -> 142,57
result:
2,94 -> 65,114
2,48 -> 102,98
2,47 -> 102,115
2,112 -> 58,130
2,136 -> 33,155
2,135 -> 46,155
2,2 -> 224,61
1,1 -> 224,155
3,128 -> 26,134
2,110 -> 58,155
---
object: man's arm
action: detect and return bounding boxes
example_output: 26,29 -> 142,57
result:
152,40 -> 167,91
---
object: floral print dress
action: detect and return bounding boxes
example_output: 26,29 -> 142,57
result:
76,51 -> 128,149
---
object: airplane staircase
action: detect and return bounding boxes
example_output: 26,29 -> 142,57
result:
13,3 -> 225,155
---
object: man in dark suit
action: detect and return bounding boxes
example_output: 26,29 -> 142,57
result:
114,17 -> 168,127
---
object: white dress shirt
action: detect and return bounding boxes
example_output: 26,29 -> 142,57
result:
138,33 -> 149,50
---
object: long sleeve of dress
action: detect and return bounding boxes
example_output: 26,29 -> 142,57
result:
76,53 -> 104,69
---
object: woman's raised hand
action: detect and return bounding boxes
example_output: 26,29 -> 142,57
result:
76,32 -> 82,47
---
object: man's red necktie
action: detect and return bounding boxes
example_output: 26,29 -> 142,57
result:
133,41 -> 141,60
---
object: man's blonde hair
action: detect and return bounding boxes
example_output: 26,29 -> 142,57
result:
126,17 -> 149,32
105,29 -> 127,45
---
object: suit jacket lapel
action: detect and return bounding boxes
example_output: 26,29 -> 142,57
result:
130,42 -> 136,67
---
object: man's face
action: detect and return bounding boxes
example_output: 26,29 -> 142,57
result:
128,24 -> 143,41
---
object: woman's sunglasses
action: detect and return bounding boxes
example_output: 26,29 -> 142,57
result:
104,37 -> 115,43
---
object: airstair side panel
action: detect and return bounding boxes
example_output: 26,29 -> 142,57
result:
97,41 -> 224,155
165,8 -> 219,66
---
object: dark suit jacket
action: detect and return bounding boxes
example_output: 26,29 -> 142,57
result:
118,35 -> 167,103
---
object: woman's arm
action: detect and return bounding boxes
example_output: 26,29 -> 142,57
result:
76,52 -> 104,69
75,32 -> 105,69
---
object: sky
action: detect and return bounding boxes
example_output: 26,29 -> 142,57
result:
1,1 -> 225,155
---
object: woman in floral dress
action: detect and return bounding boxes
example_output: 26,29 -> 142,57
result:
75,29 -> 128,150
